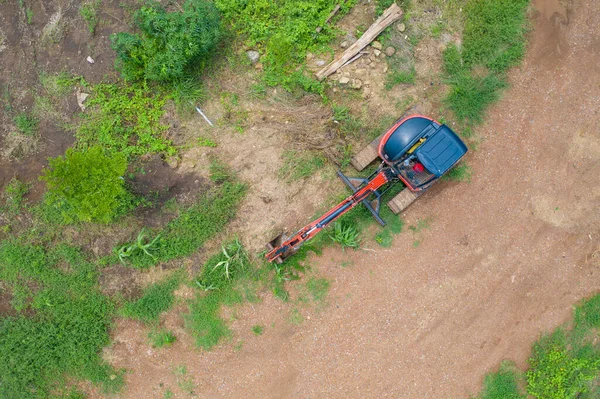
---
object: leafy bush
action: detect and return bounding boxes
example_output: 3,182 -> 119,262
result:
476,361 -> 526,399
111,0 -> 222,83
526,330 -> 600,399
76,83 -> 174,157
40,146 -> 128,223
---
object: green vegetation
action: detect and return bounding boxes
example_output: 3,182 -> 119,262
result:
13,112 -> 39,136
0,243 -> 122,398
1,178 -> 30,215
79,0 -> 101,34
149,328 -> 177,348
278,150 -> 326,181
475,361 -> 525,399
442,163 -> 472,182
251,324 -> 264,335
385,67 -> 416,89
111,0 -> 222,83
40,146 -> 129,223
329,221 -> 360,250
118,179 -> 247,268
121,274 -> 181,324
474,293 -> 600,399
305,277 -> 329,302
186,240 -> 250,349
118,229 -> 161,264
215,0 -> 355,94
76,83 -> 174,158
443,0 -> 529,124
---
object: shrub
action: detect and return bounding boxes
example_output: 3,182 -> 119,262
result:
13,112 -> 39,136
76,83 -> 175,157
40,146 -> 128,223
111,0 -> 222,83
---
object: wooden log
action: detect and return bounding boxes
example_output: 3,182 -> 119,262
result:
350,134 -> 383,171
316,3 -> 403,80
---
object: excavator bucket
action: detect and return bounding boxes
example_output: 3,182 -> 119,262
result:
266,233 -> 296,264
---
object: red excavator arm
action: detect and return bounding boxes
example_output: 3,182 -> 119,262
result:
265,169 -> 392,263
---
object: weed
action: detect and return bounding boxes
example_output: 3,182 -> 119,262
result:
164,389 -> 174,399
39,72 -> 81,98
197,136 -> 217,147
289,308 -> 304,325
375,229 -> 393,247
79,0 -> 101,34
118,229 -> 162,264
186,241 -> 252,349
76,83 -> 175,158
442,162 -> 472,182
251,324 -> 264,335
409,218 -> 430,233
329,221 -> 360,250
1,177 -> 30,214
121,274 -> 181,324
249,82 -> 267,99
385,67 -> 416,89
169,77 -> 205,113
25,8 -> 33,24
149,328 -> 177,348
40,146 -> 130,223
209,158 -> 231,183
575,295 -> 600,331
475,361 -> 526,399
13,112 -> 39,136
220,92 -> 249,132
278,150 -> 326,181
111,0 -> 221,83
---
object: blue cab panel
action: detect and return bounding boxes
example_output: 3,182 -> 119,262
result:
416,126 -> 468,177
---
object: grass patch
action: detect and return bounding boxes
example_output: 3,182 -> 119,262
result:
0,243 -> 123,398
278,150 -> 326,181
442,162 -> 472,182
186,240 -> 252,349
442,0 -> 529,125
329,221 -> 360,250
1,178 -> 30,215
305,277 -> 330,302
121,274 -> 181,324
13,112 -> 39,136
79,0 -> 101,34
385,67 -> 416,89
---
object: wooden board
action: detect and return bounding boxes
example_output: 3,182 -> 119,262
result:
350,134 -> 384,171
316,4 -> 403,80
387,188 -> 422,214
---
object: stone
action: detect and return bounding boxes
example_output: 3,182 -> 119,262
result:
371,41 -> 383,50
374,49 -> 382,57
385,46 -> 396,56
397,22 -> 406,32
316,59 -> 326,67
383,64 -> 389,73
362,87 -> 371,98
355,68 -> 367,76
350,79 -> 363,89
339,77 -> 350,84
86,56 -> 95,64
247,50 -> 260,63
255,62 -> 263,70
340,41 -> 349,49
76,90 -> 89,111
306,52 -> 314,60
166,156 -> 180,169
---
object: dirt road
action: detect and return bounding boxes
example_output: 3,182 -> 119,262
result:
101,0 -> 600,397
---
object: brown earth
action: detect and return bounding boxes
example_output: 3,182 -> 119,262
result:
90,0 -> 600,398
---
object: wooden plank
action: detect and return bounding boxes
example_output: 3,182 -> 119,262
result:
350,134 -> 383,171
388,188 -> 422,214
316,3 -> 403,80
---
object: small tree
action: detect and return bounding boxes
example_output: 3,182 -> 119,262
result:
110,0 -> 222,83
41,146 -> 128,223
